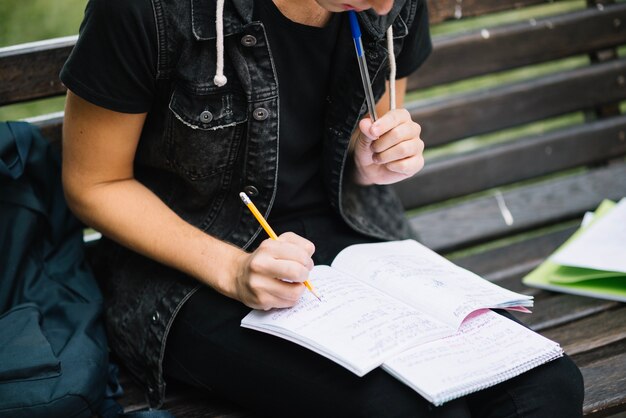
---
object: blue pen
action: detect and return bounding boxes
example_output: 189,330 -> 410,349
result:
348,10 -> 378,121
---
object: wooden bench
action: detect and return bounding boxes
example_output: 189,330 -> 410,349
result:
2,0 -> 626,416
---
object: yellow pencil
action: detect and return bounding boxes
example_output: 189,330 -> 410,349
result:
239,192 -> 321,301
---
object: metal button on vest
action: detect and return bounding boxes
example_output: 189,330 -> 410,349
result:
241,34 -> 257,47
151,312 -> 160,323
200,110 -> 213,123
243,185 -> 259,197
253,108 -> 269,121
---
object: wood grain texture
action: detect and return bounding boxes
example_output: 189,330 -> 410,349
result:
31,114 -> 64,145
409,162 -> 626,252
408,58 -> 626,146
451,225 -> 576,277
541,307 -> 626,357
394,114 -> 626,207
582,352 -> 626,417
516,295 -> 621,332
411,3 -> 626,89
426,0 -> 572,24
0,38 -> 74,106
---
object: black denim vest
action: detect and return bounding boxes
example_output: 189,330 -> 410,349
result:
101,0 -> 424,407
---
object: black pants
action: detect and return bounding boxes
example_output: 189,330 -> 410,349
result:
165,213 -> 584,417
164,286 -> 584,418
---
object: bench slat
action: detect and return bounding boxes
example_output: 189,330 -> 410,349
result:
517,295 -> 621,332
409,57 -> 626,146
581,352 -> 626,417
394,114 -> 626,207
542,307 -> 626,358
32,114 -> 64,144
0,37 -> 74,106
427,0 -> 574,24
453,225 -> 580,295
452,225 -> 576,277
410,162 -> 626,252
411,3 -> 626,89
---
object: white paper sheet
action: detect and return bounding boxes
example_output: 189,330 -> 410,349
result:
551,198 -> 626,273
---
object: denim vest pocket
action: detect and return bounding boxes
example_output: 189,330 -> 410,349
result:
166,84 -> 247,181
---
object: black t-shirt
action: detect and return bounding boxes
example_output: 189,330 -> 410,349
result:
61,0 -> 431,243
254,0 -> 340,222
61,0 -> 157,114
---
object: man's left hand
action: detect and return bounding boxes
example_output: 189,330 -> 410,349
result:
352,108 -> 425,185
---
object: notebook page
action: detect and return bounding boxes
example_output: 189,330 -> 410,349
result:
332,240 -> 533,328
241,265 -> 452,376
382,310 -> 563,406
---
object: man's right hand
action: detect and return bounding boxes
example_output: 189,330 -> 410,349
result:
232,232 -> 315,310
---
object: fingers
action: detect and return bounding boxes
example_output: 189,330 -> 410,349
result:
252,239 -> 313,282
358,117 -> 377,141
373,132 -> 424,165
278,232 -> 316,257
368,108 -> 412,139
371,115 -> 421,152
247,274 -> 307,310
237,233 -> 316,310
364,109 -> 424,172
384,154 -> 425,176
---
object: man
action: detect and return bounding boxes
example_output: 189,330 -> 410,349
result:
61,0 -> 583,416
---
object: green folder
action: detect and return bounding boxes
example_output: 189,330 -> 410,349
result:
522,200 -> 626,302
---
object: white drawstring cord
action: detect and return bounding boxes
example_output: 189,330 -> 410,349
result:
386,26 -> 396,110
214,0 -> 228,87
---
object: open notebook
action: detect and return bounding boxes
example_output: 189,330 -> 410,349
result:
241,240 -> 562,405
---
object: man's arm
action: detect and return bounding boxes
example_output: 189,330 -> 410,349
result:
62,91 -> 314,310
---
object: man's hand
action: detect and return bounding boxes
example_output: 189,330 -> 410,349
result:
352,108 -> 424,185
233,232 -> 315,310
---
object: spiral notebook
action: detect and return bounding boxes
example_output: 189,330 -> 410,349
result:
382,309 -> 562,405
242,240 -> 562,405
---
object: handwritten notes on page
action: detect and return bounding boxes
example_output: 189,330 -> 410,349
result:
382,310 -> 563,406
551,198 -> 626,274
242,265 -> 452,376
332,240 -> 533,328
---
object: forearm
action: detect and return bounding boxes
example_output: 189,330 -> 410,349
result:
64,177 -> 244,297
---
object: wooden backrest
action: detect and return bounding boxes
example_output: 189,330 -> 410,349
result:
394,0 -> 626,252
1,0 -> 625,253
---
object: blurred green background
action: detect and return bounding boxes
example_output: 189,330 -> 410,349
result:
0,0 -> 86,47
0,0 -> 86,121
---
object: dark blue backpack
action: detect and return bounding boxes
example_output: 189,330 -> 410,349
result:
0,121 -> 108,417
0,121 -> 176,418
